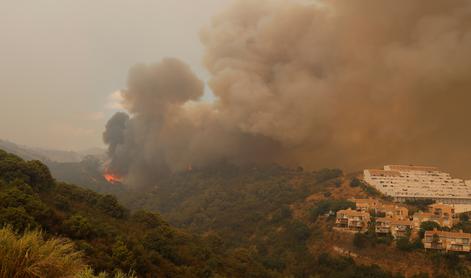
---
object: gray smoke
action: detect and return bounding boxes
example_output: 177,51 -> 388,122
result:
105,0 -> 471,187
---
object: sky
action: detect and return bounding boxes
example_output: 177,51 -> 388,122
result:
0,0 -> 231,151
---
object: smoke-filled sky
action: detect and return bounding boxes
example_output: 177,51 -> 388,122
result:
2,0 -> 471,180
101,0 -> 471,185
0,0 -> 230,150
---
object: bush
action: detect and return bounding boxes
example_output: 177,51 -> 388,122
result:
97,195 -> 127,219
63,215 -> 96,239
460,213 -> 469,222
288,220 -> 311,243
396,237 -> 422,252
405,199 -> 435,211
0,226 -> 85,278
353,233 -> 368,249
350,178 -> 362,187
314,169 -> 343,183
131,210 -> 166,229
419,221 -> 441,238
0,207 -> 37,231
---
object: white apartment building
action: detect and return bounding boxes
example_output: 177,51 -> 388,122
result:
363,165 -> 471,204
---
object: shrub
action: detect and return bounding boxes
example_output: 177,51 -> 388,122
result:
63,215 -> 96,239
131,210 -> 166,229
419,221 -> 441,238
460,213 -> 469,222
97,195 -> 127,219
0,207 -> 37,231
314,169 -> 343,183
405,199 -> 435,211
350,178 -> 362,187
353,233 -> 368,249
0,226 -> 85,278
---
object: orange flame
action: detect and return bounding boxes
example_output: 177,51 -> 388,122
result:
104,171 -> 122,184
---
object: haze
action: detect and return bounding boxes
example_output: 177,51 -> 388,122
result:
0,0 -> 230,150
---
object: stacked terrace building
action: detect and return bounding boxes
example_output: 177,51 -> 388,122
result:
363,165 -> 471,204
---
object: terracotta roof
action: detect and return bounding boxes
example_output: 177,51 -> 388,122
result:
425,230 -> 471,239
381,204 -> 408,211
386,165 -> 439,172
354,198 -> 380,205
337,208 -> 370,217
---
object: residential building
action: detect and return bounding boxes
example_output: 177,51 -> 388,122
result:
379,204 -> 409,220
363,165 -> 471,204
335,208 -> 371,232
424,229 -> 471,252
375,217 -> 392,235
390,218 -> 413,238
413,203 -> 459,229
375,217 -> 413,238
353,198 -> 382,212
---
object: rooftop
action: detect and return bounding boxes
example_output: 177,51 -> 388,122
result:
425,229 -> 471,239
386,165 -> 439,172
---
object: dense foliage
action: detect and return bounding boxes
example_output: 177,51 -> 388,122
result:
0,150 -> 259,277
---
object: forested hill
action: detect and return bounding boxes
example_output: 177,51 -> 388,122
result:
0,148 -> 411,277
0,149 -> 275,277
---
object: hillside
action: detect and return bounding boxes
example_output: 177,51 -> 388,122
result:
0,149 -> 414,277
9,147 -> 471,277
117,165 -> 471,277
0,149 -> 279,277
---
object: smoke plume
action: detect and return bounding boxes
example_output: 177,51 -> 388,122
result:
104,0 -> 471,186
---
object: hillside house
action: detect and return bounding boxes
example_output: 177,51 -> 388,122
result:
375,217 -> 413,238
354,198 -> 382,213
379,204 -> 409,220
413,208 -> 458,229
429,203 -> 459,227
424,229 -> 471,252
336,208 -> 371,232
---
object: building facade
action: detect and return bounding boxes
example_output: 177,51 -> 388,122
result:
335,208 -> 371,232
424,229 -> 471,252
363,165 -> 471,204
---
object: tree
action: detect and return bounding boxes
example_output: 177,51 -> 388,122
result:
97,195 -> 127,219
63,215 -> 96,239
314,169 -> 343,183
350,178 -> 362,187
0,207 -> 37,231
419,221 -> 441,238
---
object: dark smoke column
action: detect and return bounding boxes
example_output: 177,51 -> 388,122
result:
102,58 -> 205,187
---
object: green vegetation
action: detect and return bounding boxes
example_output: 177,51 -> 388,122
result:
396,237 -> 423,252
315,253 -> 405,278
405,199 -> 435,212
0,150 -> 257,277
4,148 -> 470,277
0,226 -> 85,278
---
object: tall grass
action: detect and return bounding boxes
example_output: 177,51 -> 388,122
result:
76,268 -> 137,278
0,226 -> 85,278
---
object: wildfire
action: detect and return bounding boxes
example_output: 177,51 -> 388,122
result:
104,171 -> 123,184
